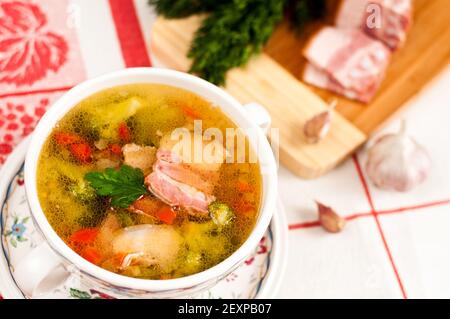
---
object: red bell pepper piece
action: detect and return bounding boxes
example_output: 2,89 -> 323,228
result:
108,143 -> 122,156
182,105 -> 201,119
70,143 -> 92,163
233,199 -> 255,216
236,181 -> 253,193
156,206 -> 177,225
81,247 -> 103,265
69,228 -> 99,244
118,122 -> 131,142
54,132 -> 83,146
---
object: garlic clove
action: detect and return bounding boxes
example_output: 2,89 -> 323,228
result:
316,201 -> 346,233
366,121 -> 431,192
303,100 -> 337,144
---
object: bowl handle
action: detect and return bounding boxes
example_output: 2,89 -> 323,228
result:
13,242 -> 71,297
243,102 -> 271,135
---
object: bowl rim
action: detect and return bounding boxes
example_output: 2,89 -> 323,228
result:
24,67 -> 278,292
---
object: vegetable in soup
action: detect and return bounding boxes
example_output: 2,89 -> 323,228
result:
37,84 -> 261,279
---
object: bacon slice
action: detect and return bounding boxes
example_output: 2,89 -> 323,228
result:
145,132 -> 225,215
146,168 -> 215,215
303,63 -> 378,103
158,133 -> 226,174
154,158 -> 217,194
335,0 -> 413,50
303,27 -> 391,103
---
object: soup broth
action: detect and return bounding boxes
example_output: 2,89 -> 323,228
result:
37,84 -> 261,280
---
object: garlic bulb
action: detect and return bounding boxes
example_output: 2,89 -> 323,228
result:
366,122 -> 431,192
303,100 -> 337,144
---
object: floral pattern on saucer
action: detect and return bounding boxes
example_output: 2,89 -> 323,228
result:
4,215 -> 29,248
1,166 -> 273,299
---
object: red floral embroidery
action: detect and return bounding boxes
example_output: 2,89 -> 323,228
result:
0,97 -> 50,165
0,1 -> 68,86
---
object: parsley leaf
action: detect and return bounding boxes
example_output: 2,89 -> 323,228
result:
85,165 -> 148,208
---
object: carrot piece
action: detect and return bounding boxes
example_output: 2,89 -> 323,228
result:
114,253 -> 127,266
109,143 -> 122,156
69,228 -> 99,244
118,122 -> 131,142
182,105 -> 201,119
54,132 -> 92,163
130,196 -> 161,216
54,132 -> 83,146
81,247 -> 103,265
236,181 -> 253,193
69,142 -> 92,163
233,199 -> 255,216
156,206 -> 177,225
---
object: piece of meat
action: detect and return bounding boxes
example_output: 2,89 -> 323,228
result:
335,0 -> 412,50
303,63 -> 378,103
122,143 -> 156,175
144,131 -> 225,215
95,213 -> 121,259
95,158 -> 119,170
158,132 -> 226,174
302,27 -> 390,103
128,196 -> 163,218
154,158 -> 217,194
146,167 -> 215,215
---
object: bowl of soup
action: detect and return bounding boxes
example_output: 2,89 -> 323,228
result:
21,68 -> 277,297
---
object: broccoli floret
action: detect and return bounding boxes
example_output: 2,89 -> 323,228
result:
90,97 -> 146,140
69,180 -> 97,203
114,209 -> 135,228
183,251 -> 203,274
208,201 -> 235,227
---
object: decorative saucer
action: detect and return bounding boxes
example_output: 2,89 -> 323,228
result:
0,138 -> 288,299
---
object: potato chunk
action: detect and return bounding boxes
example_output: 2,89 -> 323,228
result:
122,143 -> 156,175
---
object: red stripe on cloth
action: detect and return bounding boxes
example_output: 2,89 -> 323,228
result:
378,199 -> 450,216
289,198 -> 450,231
0,86 -> 74,99
372,214 -> 407,299
352,155 -> 376,211
352,155 -> 408,299
288,212 -> 372,230
289,220 -> 321,230
109,0 -> 152,67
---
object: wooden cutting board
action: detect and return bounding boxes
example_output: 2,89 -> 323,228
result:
150,0 -> 450,179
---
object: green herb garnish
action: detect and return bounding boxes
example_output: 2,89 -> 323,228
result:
150,0 -> 224,18
289,0 -> 327,32
85,165 -> 148,208
150,0 -> 326,85
188,0 -> 285,85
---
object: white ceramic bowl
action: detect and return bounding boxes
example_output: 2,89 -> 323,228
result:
22,68 -> 277,298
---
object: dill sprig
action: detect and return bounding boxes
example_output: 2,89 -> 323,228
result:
150,0 -> 326,85
289,0 -> 327,31
188,0 -> 286,85
149,0 -> 225,18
